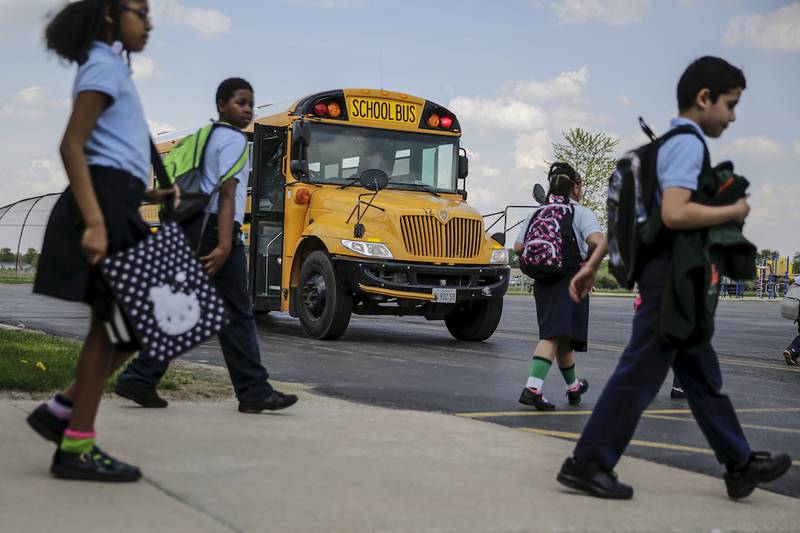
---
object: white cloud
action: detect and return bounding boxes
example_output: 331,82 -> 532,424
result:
724,3 -> 800,52
549,0 -> 651,27
16,86 -> 46,105
501,66 -> 588,102
793,141 -> 800,156
0,105 -> 46,120
448,96 -> 547,132
617,94 -> 631,106
19,158 -> 67,194
718,136 -> 784,159
159,1 -> 232,39
131,56 -> 160,81
148,119 -> 176,136
284,0 -> 366,7
749,183 -> 800,223
514,130 -> 552,171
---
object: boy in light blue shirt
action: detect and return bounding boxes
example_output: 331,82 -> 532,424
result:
558,56 -> 791,500
117,78 -> 298,413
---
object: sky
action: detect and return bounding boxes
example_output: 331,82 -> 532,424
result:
0,0 -> 798,256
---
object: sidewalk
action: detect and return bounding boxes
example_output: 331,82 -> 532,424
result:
2,387 -> 797,533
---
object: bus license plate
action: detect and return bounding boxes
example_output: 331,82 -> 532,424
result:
432,288 -> 456,303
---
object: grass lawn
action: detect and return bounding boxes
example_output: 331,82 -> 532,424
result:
0,272 -> 35,284
0,328 -> 192,393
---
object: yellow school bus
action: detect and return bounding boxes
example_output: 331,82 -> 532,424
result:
144,88 -> 509,340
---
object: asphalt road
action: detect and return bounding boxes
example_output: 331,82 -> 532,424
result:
2,283 -> 798,497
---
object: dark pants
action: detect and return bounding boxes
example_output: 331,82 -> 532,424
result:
573,255 -> 751,470
789,326 -> 800,354
117,215 -> 273,402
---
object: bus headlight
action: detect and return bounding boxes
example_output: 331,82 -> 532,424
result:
341,239 -> 394,259
490,248 -> 509,265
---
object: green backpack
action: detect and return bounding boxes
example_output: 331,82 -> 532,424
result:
161,121 -> 249,223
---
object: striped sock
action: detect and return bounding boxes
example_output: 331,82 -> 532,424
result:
526,356 -> 552,391
560,364 -> 578,390
46,394 -> 72,420
60,429 -> 96,454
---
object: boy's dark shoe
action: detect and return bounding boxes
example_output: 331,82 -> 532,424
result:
783,348 -> 799,366
670,386 -> 686,399
51,446 -> 141,482
27,403 -> 68,444
518,387 -> 555,411
724,451 -> 791,500
557,457 -> 633,500
566,379 -> 589,406
114,381 -> 168,408
238,390 -> 298,413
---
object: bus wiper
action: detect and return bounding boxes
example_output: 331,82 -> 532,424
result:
337,177 -> 360,190
404,183 -> 440,197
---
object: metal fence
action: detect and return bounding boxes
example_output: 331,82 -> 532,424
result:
0,193 -> 60,275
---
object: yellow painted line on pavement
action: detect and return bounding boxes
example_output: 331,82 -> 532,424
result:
642,414 -> 800,435
520,428 -> 800,466
456,407 -> 800,419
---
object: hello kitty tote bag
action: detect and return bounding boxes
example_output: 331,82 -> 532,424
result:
99,220 -> 227,361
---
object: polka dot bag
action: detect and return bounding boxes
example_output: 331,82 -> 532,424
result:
99,220 -> 227,361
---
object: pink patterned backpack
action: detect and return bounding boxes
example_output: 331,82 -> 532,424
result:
519,195 -> 581,280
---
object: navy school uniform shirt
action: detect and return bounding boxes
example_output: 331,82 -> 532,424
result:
73,41 -> 150,185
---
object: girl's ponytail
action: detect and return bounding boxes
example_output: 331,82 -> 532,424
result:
546,161 -> 581,200
45,0 -> 120,64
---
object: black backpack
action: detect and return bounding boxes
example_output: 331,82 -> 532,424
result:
607,118 -> 709,289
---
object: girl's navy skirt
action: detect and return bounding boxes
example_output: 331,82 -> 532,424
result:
533,267 -> 590,352
34,166 -> 148,305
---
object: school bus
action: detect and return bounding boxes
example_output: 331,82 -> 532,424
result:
144,88 -> 510,340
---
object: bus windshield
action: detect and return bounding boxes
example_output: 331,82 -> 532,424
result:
304,123 -> 459,192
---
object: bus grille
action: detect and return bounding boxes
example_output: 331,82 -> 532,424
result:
399,216 -> 483,259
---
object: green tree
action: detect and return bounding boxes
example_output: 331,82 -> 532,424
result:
507,249 -> 519,268
0,247 -> 14,263
551,128 -> 619,228
23,247 -> 39,267
756,249 -> 780,264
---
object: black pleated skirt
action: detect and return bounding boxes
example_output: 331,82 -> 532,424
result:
34,166 -> 148,305
533,268 -> 590,352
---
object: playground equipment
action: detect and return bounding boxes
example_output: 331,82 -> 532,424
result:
756,255 -> 796,299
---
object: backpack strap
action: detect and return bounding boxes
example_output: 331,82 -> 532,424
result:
198,121 -> 250,186
658,124 -> 711,175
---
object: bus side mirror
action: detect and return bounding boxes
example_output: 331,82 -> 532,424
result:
291,120 -> 310,149
290,159 -> 308,178
458,153 -> 468,179
491,232 -> 506,246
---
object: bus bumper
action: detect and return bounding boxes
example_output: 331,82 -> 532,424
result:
332,257 -> 510,302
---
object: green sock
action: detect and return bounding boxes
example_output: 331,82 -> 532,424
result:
526,356 -> 552,391
560,364 -> 577,388
60,434 -> 95,454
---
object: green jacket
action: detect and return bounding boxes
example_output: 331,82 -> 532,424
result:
659,163 -> 756,352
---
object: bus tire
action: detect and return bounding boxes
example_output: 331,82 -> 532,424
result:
298,251 -> 352,340
444,298 -> 503,341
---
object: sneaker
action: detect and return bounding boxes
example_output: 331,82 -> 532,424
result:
238,390 -> 298,413
114,380 -> 168,408
724,451 -> 792,500
518,387 -> 555,411
557,456 -> 633,499
670,386 -> 686,400
51,446 -> 141,482
566,379 -> 589,406
784,349 -> 799,366
27,403 -> 68,444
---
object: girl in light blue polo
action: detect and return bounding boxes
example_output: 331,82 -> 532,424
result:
29,0 -> 176,482
514,162 -> 605,410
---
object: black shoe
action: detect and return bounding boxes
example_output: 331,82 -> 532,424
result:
238,390 -> 298,413
51,446 -> 141,482
784,349 -> 799,366
724,451 -> 792,500
557,457 -> 633,500
670,386 -> 686,400
518,387 -> 555,411
27,403 -> 68,444
115,381 -> 168,408
566,379 -> 589,406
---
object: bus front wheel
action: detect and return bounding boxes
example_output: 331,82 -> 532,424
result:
298,251 -> 352,340
444,298 -> 503,341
